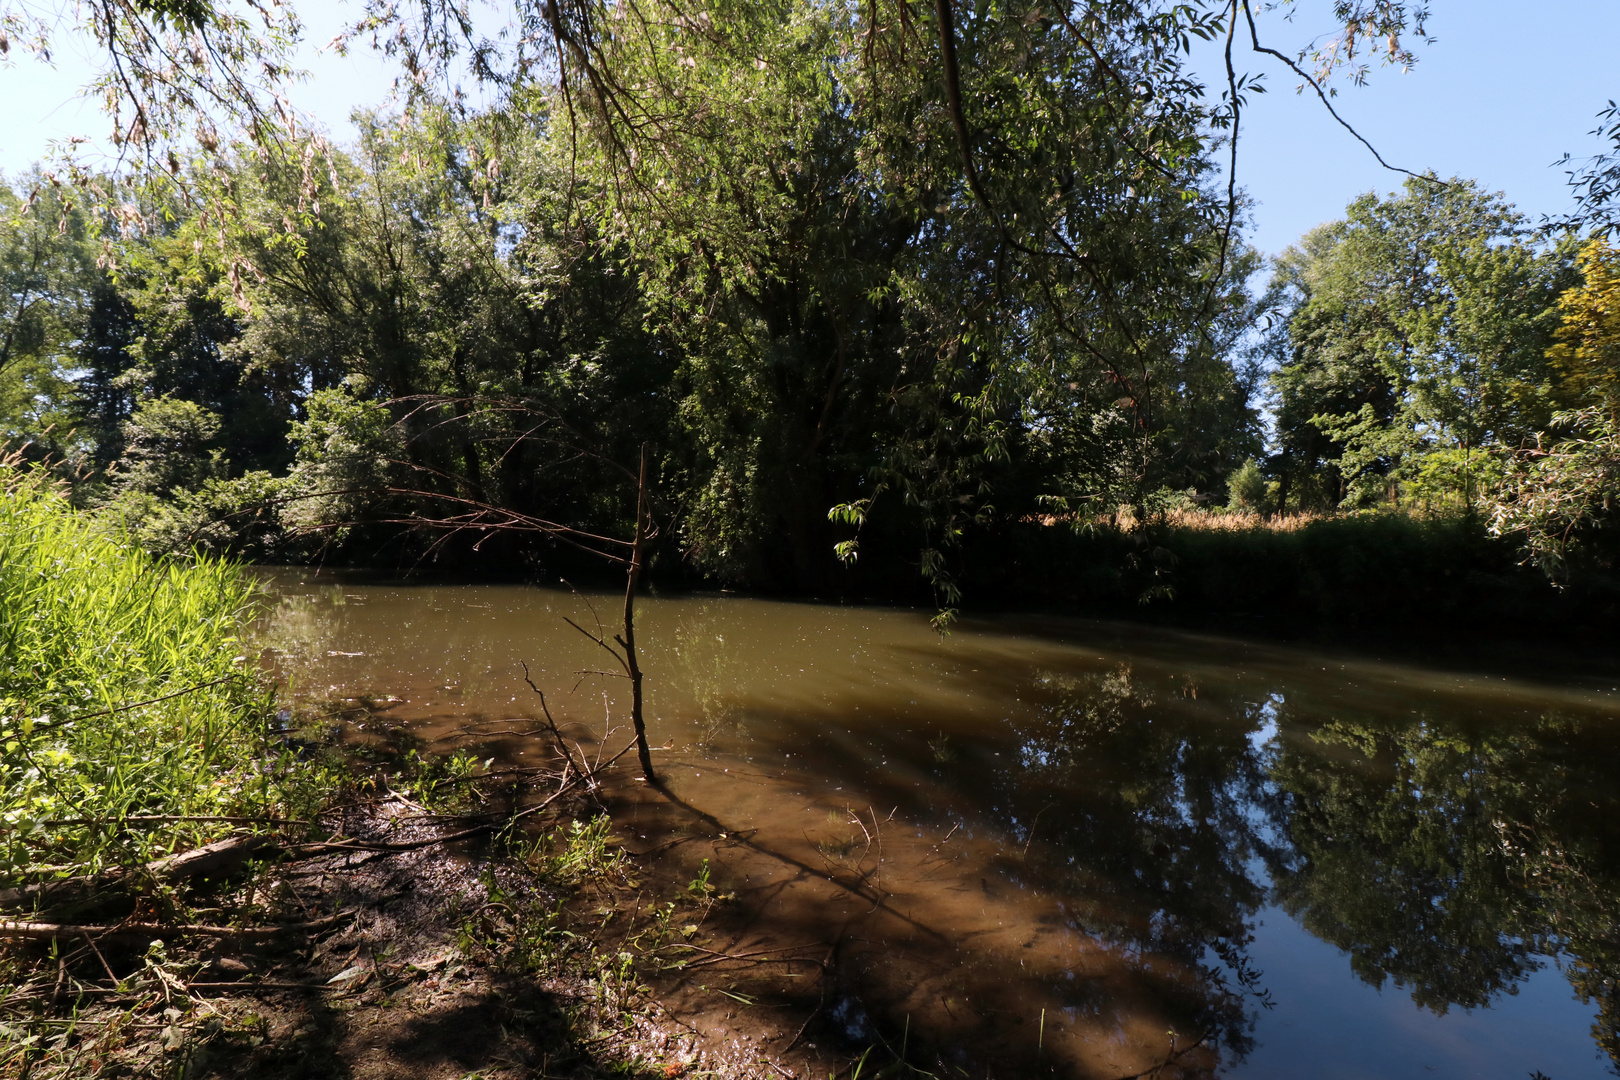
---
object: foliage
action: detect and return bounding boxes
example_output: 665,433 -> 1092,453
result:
1486,242 -> 1620,581
0,460 -> 305,881
0,176 -> 101,456
1268,178 -> 1575,513
960,508 -> 1610,635
1552,100 -> 1620,240
525,0 -> 1280,599
1546,240 -> 1620,410
1225,458 -> 1265,511
1489,407 -> 1620,582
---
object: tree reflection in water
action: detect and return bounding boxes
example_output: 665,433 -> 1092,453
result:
1271,706 -> 1620,1071
995,661 -> 1620,1073
996,665 -> 1288,1061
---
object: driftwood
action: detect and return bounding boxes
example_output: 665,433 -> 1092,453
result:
2,755 -> 586,929
147,834 -> 278,881
3,772 -> 583,917
0,835 -> 276,915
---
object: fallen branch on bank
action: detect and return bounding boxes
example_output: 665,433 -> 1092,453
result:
0,908 -> 355,943
2,760 -> 592,919
10,815 -> 313,830
0,834 -> 278,915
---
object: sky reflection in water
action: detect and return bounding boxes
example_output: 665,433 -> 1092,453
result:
256,571 -> 1620,1078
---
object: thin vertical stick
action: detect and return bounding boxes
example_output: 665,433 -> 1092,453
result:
621,441 -> 656,783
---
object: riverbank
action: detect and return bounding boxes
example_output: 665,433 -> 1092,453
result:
250,507 -> 1620,645
0,731 -> 855,1075
0,469 -> 838,1080
958,510 -> 1620,641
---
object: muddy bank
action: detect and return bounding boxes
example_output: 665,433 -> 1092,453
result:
0,748 -> 865,1080
271,700 -> 1232,1080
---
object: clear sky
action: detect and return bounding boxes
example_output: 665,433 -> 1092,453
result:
1189,0 -> 1620,255
1,1 -> 1615,259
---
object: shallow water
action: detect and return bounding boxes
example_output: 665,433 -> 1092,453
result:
255,569 -> 1620,1079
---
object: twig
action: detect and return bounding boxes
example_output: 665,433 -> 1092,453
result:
68,676 -> 250,723
1107,1029 -> 1213,1080
520,662 -> 589,778
185,980 -> 351,992
1022,803 -> 1055,860
783,942 -> 838,1052
1240,1 -> 1438,184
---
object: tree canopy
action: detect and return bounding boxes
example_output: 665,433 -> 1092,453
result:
3,0 -> 1620,603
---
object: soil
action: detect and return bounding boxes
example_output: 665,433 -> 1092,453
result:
0,776 -> 868,1080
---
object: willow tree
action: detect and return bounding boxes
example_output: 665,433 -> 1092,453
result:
473,0 -> 1276,607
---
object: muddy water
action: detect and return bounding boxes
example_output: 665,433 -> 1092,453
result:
255,570 -> 1620,1079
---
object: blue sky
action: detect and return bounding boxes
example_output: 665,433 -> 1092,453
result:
1189,0 -> 1620,254
1,1 -> 1615,259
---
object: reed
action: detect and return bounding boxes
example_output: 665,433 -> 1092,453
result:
0,461 -> 306,882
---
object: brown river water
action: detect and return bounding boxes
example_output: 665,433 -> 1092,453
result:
254,569 -> 1620,1079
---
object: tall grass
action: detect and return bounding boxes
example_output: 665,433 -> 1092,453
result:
1,463 -> 302,880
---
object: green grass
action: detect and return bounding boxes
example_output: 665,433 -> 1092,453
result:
0,463 -> 309,881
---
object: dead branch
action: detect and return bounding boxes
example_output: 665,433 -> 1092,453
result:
521,661 -> 590,778
0,835 -> 276,915
32,815 -> 310,829
0,909 -> 354,943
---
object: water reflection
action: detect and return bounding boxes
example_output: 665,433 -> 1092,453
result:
254,572 -> 1620,1078
1270,706 -> 1620,1067
988,664 -> 1286,1058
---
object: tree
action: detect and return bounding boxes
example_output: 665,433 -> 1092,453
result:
1546,240 -> 1620,415
0,175 -> 99,452
209,106 -> 666,565
1268,178 -> 1575,512
1487,241 -> 1620,580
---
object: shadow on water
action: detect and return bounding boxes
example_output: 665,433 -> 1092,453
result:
254,570 -> 1620,1079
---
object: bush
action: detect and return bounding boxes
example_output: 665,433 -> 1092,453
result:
1226,458 -> 1267,512
961,508 -> 1620,638
0,464 -> 307,880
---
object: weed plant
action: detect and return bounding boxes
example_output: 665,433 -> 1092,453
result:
0,464 -> 318,882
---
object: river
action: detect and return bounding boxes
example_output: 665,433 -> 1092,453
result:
255,569 -> 1620,1079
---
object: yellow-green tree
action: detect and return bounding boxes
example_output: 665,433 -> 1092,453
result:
1489,241 -> 1620,578
1547,240 -> 1620,416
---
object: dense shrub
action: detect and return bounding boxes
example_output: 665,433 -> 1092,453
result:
962,510 -> 1620,638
